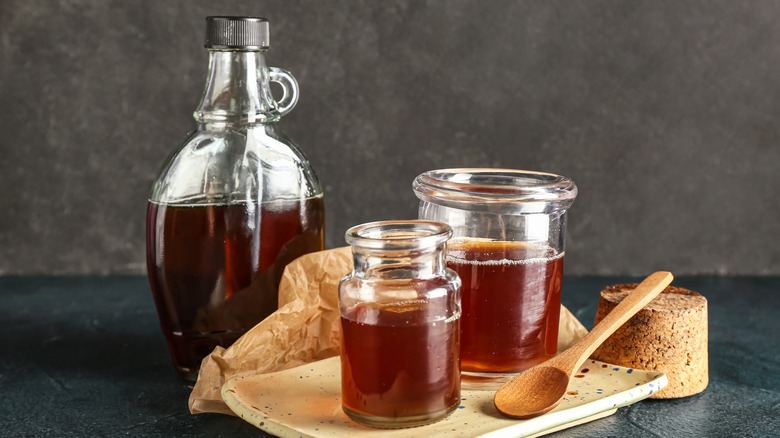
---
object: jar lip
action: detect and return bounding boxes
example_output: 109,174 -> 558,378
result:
413,168 -> 577,214
345,220 -> 453,250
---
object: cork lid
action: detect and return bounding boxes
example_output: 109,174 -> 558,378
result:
601,284 -> 707,312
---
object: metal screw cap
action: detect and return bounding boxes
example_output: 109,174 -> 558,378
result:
205,16 -> 269,50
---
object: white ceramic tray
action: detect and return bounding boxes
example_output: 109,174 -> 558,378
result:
222,357 -> 666,438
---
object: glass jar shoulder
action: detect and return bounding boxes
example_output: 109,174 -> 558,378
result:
340,273 -> 460,307
149,125 -> 322,204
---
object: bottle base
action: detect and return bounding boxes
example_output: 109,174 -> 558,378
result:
342,402 -> 459,429
163,329 -> 247,381
173,366 -> 199,383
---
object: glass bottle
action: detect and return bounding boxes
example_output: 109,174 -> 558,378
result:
339,220 -> 461,428
146,17 -> 324,381
414,168 -> 577,389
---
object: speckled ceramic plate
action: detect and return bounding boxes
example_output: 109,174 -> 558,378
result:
222,357 -> 667,438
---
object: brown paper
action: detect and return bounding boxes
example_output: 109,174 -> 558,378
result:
188,247 -> 588,415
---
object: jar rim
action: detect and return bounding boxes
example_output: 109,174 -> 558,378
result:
413,168 -> 577,214
345,220 -> 453,250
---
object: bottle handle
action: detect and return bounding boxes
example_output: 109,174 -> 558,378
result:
268,67 -> 299,116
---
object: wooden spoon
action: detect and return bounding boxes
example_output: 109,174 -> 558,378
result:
494,271 -> 674,419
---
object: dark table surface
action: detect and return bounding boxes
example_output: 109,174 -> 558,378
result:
2,276 -> 779,437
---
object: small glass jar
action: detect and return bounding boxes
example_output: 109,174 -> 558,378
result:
414,168 -> 577,389
338,220 -> 461,428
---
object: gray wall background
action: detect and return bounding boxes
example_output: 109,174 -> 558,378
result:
1,1 -> 779,276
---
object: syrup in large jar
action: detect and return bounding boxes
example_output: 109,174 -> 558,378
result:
447,239 -> 563,373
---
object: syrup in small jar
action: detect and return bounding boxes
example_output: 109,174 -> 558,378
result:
338,221 -> 461,428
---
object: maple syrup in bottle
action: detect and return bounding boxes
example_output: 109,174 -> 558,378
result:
338,221 -> 461,428
146,17 -> 324,381
414,168 -> 577,389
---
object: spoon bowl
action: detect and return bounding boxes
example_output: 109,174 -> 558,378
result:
494,366 -> 570,419
494,271 -> 674,419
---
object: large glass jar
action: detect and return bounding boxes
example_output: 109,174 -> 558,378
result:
146,17 -> 324,381
338,220 -> 461,428
414,168 -> 577,389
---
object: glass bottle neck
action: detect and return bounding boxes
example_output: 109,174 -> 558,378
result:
351,246 -> 448,280
195,50 -> 279,126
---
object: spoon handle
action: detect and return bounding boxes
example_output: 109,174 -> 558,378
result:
557,271 -> 674,372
